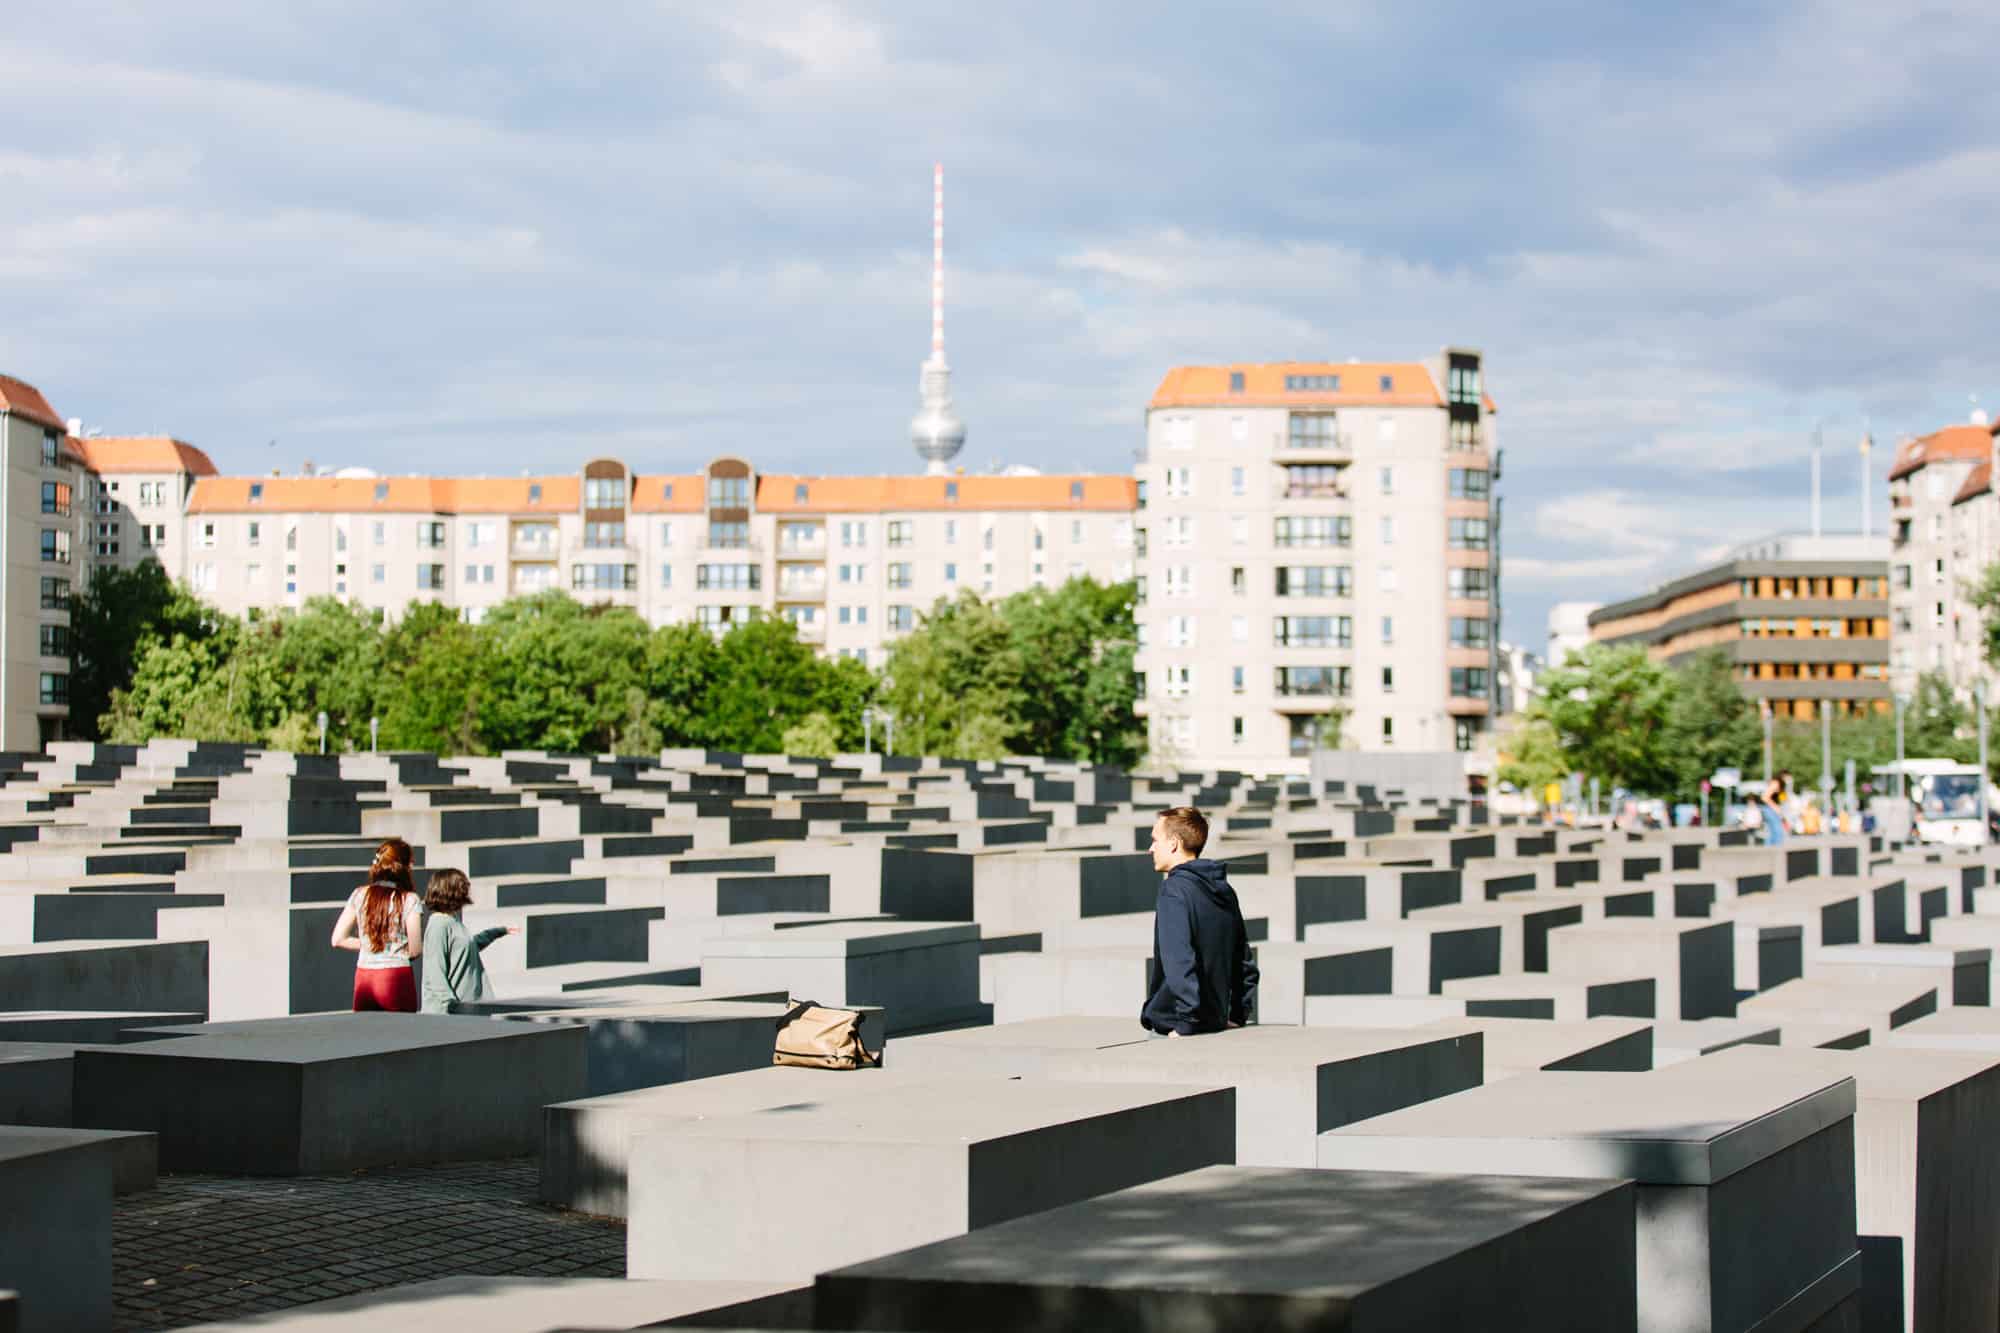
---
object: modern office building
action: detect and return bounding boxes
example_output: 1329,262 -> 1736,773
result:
0,376 -> 86,747
1132,350 -> 1500,771
1587,532 -> 1891,719
1545,601 -> 1601,669
1889,415 -> 2000,694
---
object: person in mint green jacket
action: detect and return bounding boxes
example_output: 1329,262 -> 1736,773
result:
420,868 -> 519,1014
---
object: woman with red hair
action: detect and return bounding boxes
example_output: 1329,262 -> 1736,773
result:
329,837 -> 426,1012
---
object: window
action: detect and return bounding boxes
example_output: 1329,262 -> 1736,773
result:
1450,616 -> 1491,648
191,563 -> 216,592
1286,413 -> 1340,448
1163,666 -> 1194,699
856,606 -> 868,624
1449,468 -> 1490,499
1448,567 -> 1490,600
1273,615 -> 1352,648
1163,515 -> 1196,547
41,432 -> 58,466
373,481 -> 390,502
1455,718 -> 1478,752
1274,516 -> 1351,547
1382,666 -> 1395,692
515,564 -> 554,592
39,578 -> 68,609
1282,464 -> 1344,498
1274,566 -> 1352,597
246,562 -> 261,583
1230,515 -> 1248,546
38,624 -> 69,657
1167,615 -> 1197,647
1378,416 -> 1398,442
1450,418 -> 1481,450
943,519 -> 958,545
1379,466 -> 1394,495
39,530 -> 69,564
198,522 -> 216,549
246,521 -> 261,548
660,521 -> 677,547
1164,566 -> 1194,597
416,565 -> 446,590
1070,519 -> 1083,543
660,563 -> 673,588
792,483 -> 808,503
1069,480 -> 1085,502
466,564 -> 479,584
1379,564 -> 1397,592
1229,371 -> 1245,392
1451,667 -> 1490,699
945,482 -> 958,503
1230,416 -> 1248,443
887,520 -> 914,547
1232,665 -> 1245,693
709,476 -> 749,507
1378,374 -> 1393,392
1448,517 -> 1490,549
1381,616 -> 1394,644
1232,716 -> 1245,744
1230,466 -> 1245,497
1448,364 -> 1481,405
1033,529 -> 1044,551
372,521 -> 386,546
1165,466 -> 1194,498
572,563 -> 638,591
528,482 -> 543,504
467,521 -> 494,547
944,562 -> 957,582
841,521 -> 870,548
38,673 -> 67,706
1379,516 -> 1395,545
1162,416 -> 1195,450
417,521 -> 446,549
888,562 -> 913,589
1231,616 -> 1247,643
696,564 -> 761,591
982,526 -> 994,551
708,521 -> 749,549
887,605 -> 914,632
696,605 -> 753,630
584,521 -> 626,548
1274,665 -> 1350,696
1382,716 -> 1395,744
371,564 -> 386,584
285,525 -> 298,552
1231,566 -> 1245,595
39,482 -> 69,516
662,483 -> 675,502
1284,374 -> 1341,392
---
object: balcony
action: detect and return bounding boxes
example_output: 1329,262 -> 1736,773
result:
777,574 -> 827,601
1275,482 -> 1349,502
512,536 -> 560,559
699,536 -> 763,554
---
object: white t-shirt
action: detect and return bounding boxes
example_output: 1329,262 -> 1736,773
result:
347,887 -> 419,969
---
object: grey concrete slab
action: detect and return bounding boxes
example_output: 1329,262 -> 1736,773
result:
887,1017 -> 1151,1077
1733,922 -> 1805,993
73,1013 -> 587,1174
813,1165 -> 1636,1333
1251,938 -> 1396,1024
1301,919 -> 1502,995
0,1041 -> 74,1125
1743,1046 -> 2000,1333
1321,1047 -> 1859,1333
698,921 -> 981,1035
0,1010 -> 202,1042
1808,943 -> 1990,1008
1044,1024 -> 1481,1167
1739,976 -> 1940,1042
541,1064 -> 926,1217
0,940 -> 207,1016
175,1276 -> 802,1331
1546,918 -> 1736,1020
986,946 -> 1150,1024
1442,971 -> 1657,1021
0,1127 -> 119,1333
499,999 -> 883,1096
1652,1018 -> 1782,1067
626,1077 -> 1235,1284
1419,1016 -> 1652,1080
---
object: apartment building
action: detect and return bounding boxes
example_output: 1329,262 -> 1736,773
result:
1587,532 -> 1890,719
1133,350 -> 1499,772
64,450 -> 1134,670
1888,416 -> 2000,694
0,376 -> 84,748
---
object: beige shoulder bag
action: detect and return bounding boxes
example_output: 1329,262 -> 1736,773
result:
773,999 -> 880,1070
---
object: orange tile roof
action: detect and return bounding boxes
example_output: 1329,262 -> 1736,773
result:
1888,423 -> 1995,480
755,474 -> 1136,514
188,475 -> 580,515
629,475 -> 705,513
69,435 -> 219,477
0,375 -> 65,432
1148,361 -> 1499,414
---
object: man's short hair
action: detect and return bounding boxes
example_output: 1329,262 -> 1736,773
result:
1157,806 -> 1209,857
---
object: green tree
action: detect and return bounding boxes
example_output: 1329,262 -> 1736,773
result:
780,710 -> 842,758
641,622 -> 723,746
702,615 -> 869,753
475,592 -> 650,752
881,593 -> 1022,759
1496,715 -> 1568,793
69,560 -> 214,740
102,621 -> 287,744
1663,649 -> 1762,795
377,602 -> 484,754
1001,578 -> 1143,764
1520,643 -> 1679,794
256,598 -> 386,750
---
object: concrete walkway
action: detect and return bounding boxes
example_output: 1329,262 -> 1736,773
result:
112,1159 -> 623,1329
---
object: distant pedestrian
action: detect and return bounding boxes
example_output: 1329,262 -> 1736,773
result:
1140,806 -> 1258,1036
330,837 -> 425,1012
419,868 -> 519,1014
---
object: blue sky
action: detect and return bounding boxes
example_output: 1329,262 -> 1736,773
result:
3,2 -> 1996,647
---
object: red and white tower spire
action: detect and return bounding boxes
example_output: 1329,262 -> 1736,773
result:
911,161 -> 967,475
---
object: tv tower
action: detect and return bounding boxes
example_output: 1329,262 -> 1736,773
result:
910,162 -> 967,476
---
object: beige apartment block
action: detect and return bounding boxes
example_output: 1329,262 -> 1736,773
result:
0,377 -> 84,748
1887,419 -> 1998,695
1133,351 -> 1498,773
56,451 -> 1135,673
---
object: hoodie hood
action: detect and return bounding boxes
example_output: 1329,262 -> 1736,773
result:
1169,857 -> 1240,908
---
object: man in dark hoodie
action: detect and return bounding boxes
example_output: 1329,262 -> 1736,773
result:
1140,806 -> 1258,1035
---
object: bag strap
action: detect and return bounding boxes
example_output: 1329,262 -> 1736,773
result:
778,998 -> 818,1029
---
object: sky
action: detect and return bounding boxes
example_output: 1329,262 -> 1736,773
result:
3,1 -> 1997,648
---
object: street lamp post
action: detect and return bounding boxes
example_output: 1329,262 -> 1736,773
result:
862,707 -> 874,756
316,710 -> 328,756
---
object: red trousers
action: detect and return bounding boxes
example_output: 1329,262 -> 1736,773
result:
352,965 -> 417,1012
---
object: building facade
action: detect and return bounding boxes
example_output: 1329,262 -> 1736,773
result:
1888,417 -> 2000,696
0,376 -> 87,748
1587,533 -> 1891,719
1132,350 -> 1500,771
